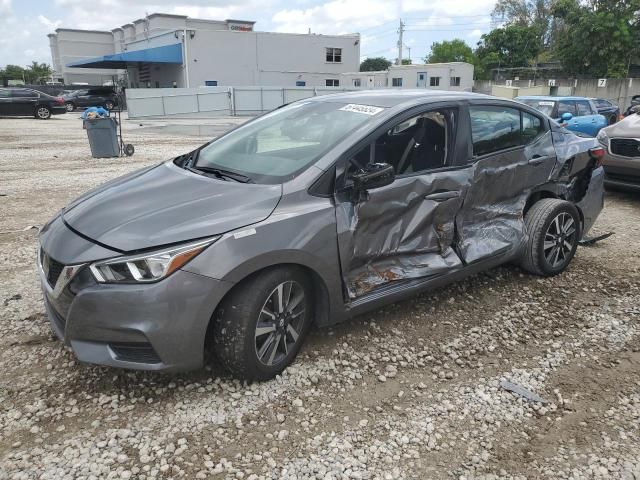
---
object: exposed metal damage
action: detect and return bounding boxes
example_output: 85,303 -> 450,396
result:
338,129 -> 604,299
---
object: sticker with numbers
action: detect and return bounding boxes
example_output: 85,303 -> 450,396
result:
339,104 -> 385,115
598,78 -> 607,87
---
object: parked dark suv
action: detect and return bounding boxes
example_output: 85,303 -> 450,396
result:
39,91 -> 605,380
0,88 -> 67,119
63,88 -> 118,112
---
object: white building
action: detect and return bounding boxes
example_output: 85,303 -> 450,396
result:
340,63 -> 474,91
48,13 -> 360,88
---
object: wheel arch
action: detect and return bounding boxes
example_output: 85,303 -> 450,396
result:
523,189 -> 559,217
524,189 -> 585,232
204,262 -> 333,350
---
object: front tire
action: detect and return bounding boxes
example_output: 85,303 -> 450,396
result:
36,106 -> 51,120
105,101 -> 115,110
65,102 -> 75,112
212,267 -> 313,381
520,199 -> 581,276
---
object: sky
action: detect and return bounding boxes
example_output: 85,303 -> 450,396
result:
0,0 -> 500,69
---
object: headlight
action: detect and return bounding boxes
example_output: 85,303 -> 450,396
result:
90,238 -> 217,283
596,130 -> 608,147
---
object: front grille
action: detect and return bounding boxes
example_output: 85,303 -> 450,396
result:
610,139 -> 640,158
41,249 -> 65,288
109,343 -> 162,364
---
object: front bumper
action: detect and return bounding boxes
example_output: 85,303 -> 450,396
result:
603,154 -> 640,192
38,221 -> 233,372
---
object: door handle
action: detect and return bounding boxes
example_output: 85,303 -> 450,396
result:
530,154 -> 548,164
425,191 -> 460,201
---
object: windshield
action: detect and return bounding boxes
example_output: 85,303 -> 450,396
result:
195,101 -> 384,183
518,99 -> 556,116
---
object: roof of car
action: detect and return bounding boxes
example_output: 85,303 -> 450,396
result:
515,95 -> 593,101
307,89 -> 492,107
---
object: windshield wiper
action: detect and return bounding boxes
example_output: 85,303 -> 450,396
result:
189,165 -> 253,183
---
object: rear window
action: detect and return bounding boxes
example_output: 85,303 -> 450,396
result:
518,99 -> 555,116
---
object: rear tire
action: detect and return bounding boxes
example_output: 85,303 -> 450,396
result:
520,199 -> 581,276
65,102 -> 75,112
212,267 -> 313,381
35,106 -> 51,120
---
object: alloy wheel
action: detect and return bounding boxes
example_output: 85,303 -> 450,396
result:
254,280 -> 306,366
37,107 -> 51,119
543,212 -> 577,268
65,103 -> 74,112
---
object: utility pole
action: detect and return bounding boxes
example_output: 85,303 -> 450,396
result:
396,19 -> 404,65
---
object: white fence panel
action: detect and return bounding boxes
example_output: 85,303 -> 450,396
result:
163,94 -> 199,115
126,86 -> 357,118
262,88 -> 285,111
196,91 -> 231,114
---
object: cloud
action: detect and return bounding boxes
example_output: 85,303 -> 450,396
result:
38,15 -> 62,30
272,0 -> 398,34
0,0 -> 11,15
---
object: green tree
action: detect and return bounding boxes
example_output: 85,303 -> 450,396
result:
492,0 -> 553,46
359,57 -> 392,72
2,64 -> 26,81
24,62 -> 53,84
426,39 -> 475,63
551,0 -> 639,77
475,25 -> 542,76
401,58 -> 412,65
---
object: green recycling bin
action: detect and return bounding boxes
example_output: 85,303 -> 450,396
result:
84,117 -> 120,158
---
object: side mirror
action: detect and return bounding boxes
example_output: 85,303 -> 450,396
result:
352,163 -> 395,191
561,112 -> 573,122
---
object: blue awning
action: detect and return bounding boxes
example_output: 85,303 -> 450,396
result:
66,43 -> 183,69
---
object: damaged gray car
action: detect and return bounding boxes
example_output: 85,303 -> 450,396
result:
38,91 -> 605,380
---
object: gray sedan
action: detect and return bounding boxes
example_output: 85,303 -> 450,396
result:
38,90 -> 605,380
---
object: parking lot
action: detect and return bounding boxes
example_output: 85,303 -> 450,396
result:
1,114 -> 639,479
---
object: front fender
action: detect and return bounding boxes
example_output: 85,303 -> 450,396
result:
182,194 -> 346,325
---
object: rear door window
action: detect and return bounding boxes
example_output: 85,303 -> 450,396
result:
470,105 -> 546,157
575,100 -> 593,116
10,89 -> 38,98
557,100 -> 576,117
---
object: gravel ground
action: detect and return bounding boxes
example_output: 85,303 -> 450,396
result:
1,114 -> 639,480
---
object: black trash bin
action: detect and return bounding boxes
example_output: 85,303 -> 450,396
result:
84,117 -> 120,158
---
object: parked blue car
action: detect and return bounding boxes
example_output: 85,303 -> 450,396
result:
515,96 -> 608,137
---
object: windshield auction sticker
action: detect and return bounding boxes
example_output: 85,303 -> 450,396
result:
538,101 -> 555,106
339,104 -> 385,115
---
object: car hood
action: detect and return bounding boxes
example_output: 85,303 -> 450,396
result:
605,114 -> 640,137
63,161 -> 282,252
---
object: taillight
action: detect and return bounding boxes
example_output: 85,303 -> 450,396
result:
54,97 -> 64,105
589,146 -> 606,168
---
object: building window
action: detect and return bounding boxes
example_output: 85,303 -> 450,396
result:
392,78 -> 403,87
326,48 -> 342,63
353,78 -> 361,87
450,77 -> 461,87
430,77 -> 440,87
419,74 -> 425,80
296,80 -> 306,86
326,79 -> 340,87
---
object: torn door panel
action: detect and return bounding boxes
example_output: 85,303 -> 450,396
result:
348,248 -> 462,298
456,133 -> 557,264
575,166 -> 604,235
336,171 -> 469,299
